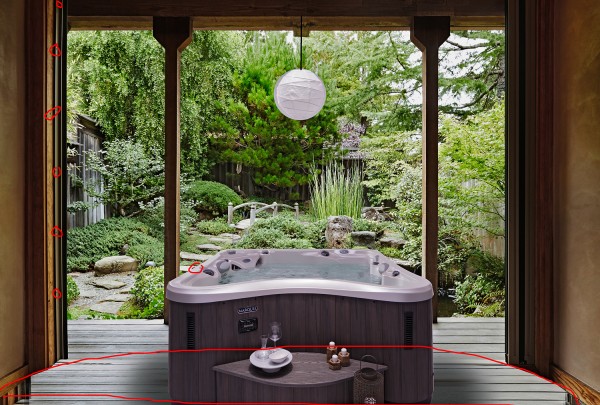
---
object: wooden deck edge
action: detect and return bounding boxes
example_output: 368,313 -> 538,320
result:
0,365 -> 29,404
552,364 -> 600,405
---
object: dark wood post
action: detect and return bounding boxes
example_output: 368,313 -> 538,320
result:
153,17 -> 193,324
410,17 -> 450,323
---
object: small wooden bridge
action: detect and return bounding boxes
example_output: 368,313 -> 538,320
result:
228,201 -> 300,229
20,318 -> 569,404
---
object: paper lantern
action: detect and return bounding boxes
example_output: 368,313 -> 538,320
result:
274,69 -> 326,120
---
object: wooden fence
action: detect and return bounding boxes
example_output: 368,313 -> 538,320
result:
66,114 -> 110,229
211,153 -> 364,202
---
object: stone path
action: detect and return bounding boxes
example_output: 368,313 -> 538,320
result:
69,270 -> 137,316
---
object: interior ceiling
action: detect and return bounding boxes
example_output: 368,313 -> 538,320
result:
68,0 -> 504,31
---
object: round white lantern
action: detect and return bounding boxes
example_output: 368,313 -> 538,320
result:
274,69 -> 326,120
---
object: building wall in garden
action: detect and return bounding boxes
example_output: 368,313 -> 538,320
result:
553,0 -> 600,391
0,0 -> 27,379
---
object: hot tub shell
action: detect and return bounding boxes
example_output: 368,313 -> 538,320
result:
167,249 -> 433,403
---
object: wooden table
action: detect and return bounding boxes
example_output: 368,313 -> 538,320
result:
213,352 -> 387,403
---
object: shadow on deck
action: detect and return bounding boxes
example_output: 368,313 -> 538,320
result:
20,318 -> 568,404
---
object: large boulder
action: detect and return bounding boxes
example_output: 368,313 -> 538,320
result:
351,231 -> 378,248
94,255 -> 138,275
325,216 -> 353,249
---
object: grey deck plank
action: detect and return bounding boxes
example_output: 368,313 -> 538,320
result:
18,317 -> 568,405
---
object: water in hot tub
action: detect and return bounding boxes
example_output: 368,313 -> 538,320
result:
219,262 -> 382,285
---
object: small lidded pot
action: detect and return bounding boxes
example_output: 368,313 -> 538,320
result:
338,347 -> 350,367
326,341 -> 337,361
328,354 -> 342,370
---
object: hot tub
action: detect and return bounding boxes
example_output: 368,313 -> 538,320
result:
167,249 -> 433,403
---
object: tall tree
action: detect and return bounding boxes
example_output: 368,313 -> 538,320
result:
209,32 -> 340,196
309,30 -> 505,132
67,30 -> 242,177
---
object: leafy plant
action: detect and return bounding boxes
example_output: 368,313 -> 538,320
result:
352,218 -> 388,235
310,163 -> 364,220
66,275 -> 80,305
68,30 -> 241,177
78,139 -> 164,217
377,247 -> 405,259
131,267 -> 164,319
237,215 -> 317,249
67,217 -> 163,272
195,219 -> 234,235
183,180 -> 242,217
67,200 -> 93,214
237,228 -> 312,249
454,251 -> 505,316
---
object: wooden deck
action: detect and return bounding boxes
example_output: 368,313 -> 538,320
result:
19,318 -> 568,405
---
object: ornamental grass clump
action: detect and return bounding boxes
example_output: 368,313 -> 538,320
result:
310,163 -> 363,220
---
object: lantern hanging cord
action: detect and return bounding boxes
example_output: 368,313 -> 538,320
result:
300,16 -> 303,70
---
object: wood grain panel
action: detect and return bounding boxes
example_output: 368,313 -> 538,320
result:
552,365 -> 600,405
69,0 -> 504,18
169,294 -> 432,403
67,15 -> 505,31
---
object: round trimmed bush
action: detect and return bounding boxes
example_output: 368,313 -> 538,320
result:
183,180 -> 243,217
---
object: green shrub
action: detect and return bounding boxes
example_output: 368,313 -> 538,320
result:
183,180 -> 242,217
377,247 -> 404,259
131,267 -> 164,319
454,251 -> 505,317
237,228 -> 312,249
67,217 -> 163,272
196,219 -> 233,235
66,275 -> 79,305
237,215 -> 326,249
305,219 -> 328,249
352,218 -> 388,235
251,216 -> 307,239
310,163 -> 363,220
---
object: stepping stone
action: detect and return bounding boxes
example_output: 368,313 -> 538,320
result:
217,233 -> 241,240
69,272 -> 82,278
197,243 -> 223,251
102,294 -> 131,302
78,292 -> 95,299
207,237 -> 232,245
180,252 -> 214,262
119,287 -> 132,294
90,301 -> 123,315
90,279 -> 127,290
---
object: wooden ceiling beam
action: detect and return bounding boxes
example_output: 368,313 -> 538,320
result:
68,16 -> 504,31
69,0 -> 504,19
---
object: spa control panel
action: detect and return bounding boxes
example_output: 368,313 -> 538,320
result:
238,318 -> 258,334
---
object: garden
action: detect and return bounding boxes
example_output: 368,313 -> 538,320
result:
65,30 -> 506,320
